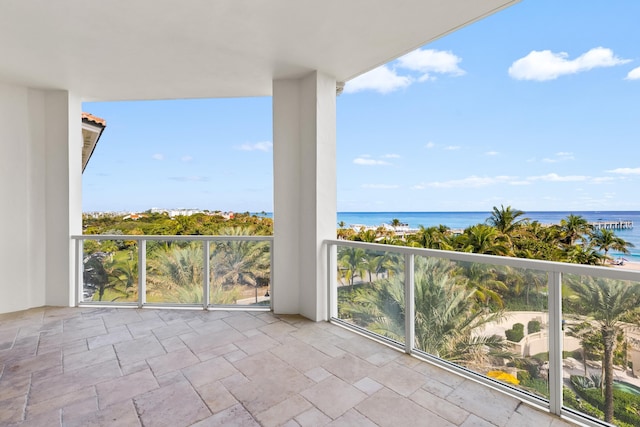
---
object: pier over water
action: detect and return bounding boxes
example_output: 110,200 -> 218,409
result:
589,220 -> 633,230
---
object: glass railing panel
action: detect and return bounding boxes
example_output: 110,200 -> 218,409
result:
145,240 -> 205,304
335,245 -> 406,346
412,257 -> 550,399
209,239 -> 271,306
562,273 -> 640,426
81,238 -> 139,303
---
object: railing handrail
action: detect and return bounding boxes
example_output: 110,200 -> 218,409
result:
72,234 -> 274,242
326,238 -> 640,281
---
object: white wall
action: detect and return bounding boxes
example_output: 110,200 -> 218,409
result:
272,72 -> 336,321
0,82 -> 80,314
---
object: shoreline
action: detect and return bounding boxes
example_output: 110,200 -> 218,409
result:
612,260 -> 640,272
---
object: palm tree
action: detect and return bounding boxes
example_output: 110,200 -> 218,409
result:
568,277 -> 640,423
559,214 -> 592,247
486,205 -> 528,235
338,246 -> 367,286
211,227 -> 271,303
591,228 -> 634,265
455,224 -> 511,256
407,225 -> 452,250
341,257 -> 506,365
564,243 -> 604,265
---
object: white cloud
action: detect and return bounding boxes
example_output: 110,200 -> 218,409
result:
485,151 -> 499,156
591,177 -> 616,183
361,184 -> 400,189
353,157 -> 389,166
413,175 -> 515,189
181,155 -> 193,162
527,173 -> 588,182
607,167 -> 640,175
425,142 -> 436,149
345,48 -> 465,94
236,141 -> 273,152
626,67 -> 640,80
508,47 -> 630,81
152,153 -> 164,161
344,65 -> 412,94
382,154 -> 401,159
397,49 -> 465,81
444,145 -> 461,151
543,152 -> 574,163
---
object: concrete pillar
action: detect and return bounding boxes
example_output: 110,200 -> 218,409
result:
0,85 -> 80,314
43,91 -> 83,307
272,71 -> 336,321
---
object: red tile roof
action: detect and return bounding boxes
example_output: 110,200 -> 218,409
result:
82,112 -> 106,127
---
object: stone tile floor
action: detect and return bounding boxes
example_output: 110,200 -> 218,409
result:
0,306 -> 578,426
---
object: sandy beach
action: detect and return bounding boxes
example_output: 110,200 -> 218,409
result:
612,261 -> 640,272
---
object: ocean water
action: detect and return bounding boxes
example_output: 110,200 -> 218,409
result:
337,211 -> 640,262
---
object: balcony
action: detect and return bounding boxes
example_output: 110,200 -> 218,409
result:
0,305 -> 574,426
54,234 -> 640,425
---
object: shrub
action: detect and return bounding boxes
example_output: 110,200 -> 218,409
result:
570,375 -> 594,390
505,323 -> 525,342
527,320 -> 541,334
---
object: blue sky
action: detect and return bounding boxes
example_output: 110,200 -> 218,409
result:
83,0 -> 640,213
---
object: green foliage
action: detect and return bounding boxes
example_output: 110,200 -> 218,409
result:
505,323 -> 524,343
527,320 -> 541,334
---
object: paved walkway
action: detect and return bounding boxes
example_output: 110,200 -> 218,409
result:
0,307 -> 577,426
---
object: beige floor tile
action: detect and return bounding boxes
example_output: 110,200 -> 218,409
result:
223,313 -> 268,332
356,388 -> 455,427
459,413 -> 495,427
151,320 -> 195,340
190,403 -> 259,427
369,361 -> 425,396
301,376 -> 367,419
0,394 -> 27,425
353,377 -> 383,395
29,360 -> 120,405
1,349 -> 62,380
63,344 -> 116,372
233,331 -> 279,355
26,386 -> 96,419
304,367 -> 333,383
326,409 -> 378,427
295,407 -> 332,426
270,340 -> 331,372
133,377 -> 211,427
0,307 -> 579,427
446,380 -> 519,426
96,368 -> 158,409
410,388 -> 470,425
255,394 -> 312,427
146,348 -> 199,376
64,399 -> 141,427
182,356 -> 239,387
506,403 -> 554,427
322,353 -> 376,384
194,380 -> 238,413
87,327 -> 133,349
114,335 -> 165,365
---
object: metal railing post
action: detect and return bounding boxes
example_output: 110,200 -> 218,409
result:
138,240 -> 146,308
203,240 -> 210,309
548,271 -> 563,415
75,238 -> 83,306
404,253 -> 415,354
328,243 -> 338,319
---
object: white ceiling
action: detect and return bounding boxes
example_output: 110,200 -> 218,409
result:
0,0 -> 518,101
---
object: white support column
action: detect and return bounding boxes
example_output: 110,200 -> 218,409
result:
43,91 -> 82,307
272,71 -> 336,321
